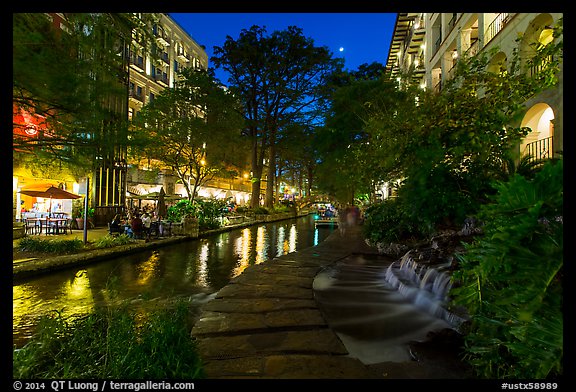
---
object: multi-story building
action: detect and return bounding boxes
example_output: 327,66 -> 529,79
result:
13,13 -> 252,225
125,13 -> 252,213
125,13 -> 206,204
386,12 -> 563,163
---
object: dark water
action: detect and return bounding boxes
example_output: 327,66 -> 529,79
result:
13,215 -> 336,348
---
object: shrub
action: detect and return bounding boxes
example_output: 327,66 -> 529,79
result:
362,199 -> 424,245
253,206 -> 269,215
166,200 -> 198,222
13,300 -> 205,379
93,234 -> 134,249
18,237 -> 84,254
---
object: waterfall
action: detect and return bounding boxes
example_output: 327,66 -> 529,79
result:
384,251 -> 467,329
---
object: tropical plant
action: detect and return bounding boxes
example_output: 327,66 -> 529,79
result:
194,198 -> 227,230
450,159 -> 563,379
166,200 -> 198,223
93,234 -> 134,248
361,198 -> 423,245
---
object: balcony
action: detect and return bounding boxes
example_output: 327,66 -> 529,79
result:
484,13 -> 515,45
177,50 -> 190,63
154,73 -> 169,87
129,90 -> 144,103
465,39 -> 479,57
523,136 -> 555,162
529,55 -> 555,78
129,54 -> 144,72
154,28 -> 170,47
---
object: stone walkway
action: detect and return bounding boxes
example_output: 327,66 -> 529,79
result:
191,225 -> 471,379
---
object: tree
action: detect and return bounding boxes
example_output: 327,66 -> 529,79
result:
362,21 -> 563,231
13,13 -> 150,175
314,63 -> 401,205
212,25 -> 342,208
132,67 -> 246,202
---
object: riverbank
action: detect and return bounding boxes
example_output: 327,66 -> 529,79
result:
13,211 -> 310,280
191,224 -> 473,379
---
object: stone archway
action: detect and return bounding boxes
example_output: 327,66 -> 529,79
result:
487,51 -> 507,74
520,102 -> 555,160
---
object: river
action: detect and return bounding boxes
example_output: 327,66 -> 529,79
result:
13,214 -> 336,348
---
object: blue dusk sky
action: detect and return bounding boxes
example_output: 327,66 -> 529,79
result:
169,13 -> 398,85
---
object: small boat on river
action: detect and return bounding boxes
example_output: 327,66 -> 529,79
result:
314,203 -> 339,227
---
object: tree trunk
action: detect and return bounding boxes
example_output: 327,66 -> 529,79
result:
265,144 -> 276,208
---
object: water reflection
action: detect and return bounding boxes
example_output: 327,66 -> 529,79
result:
13,215 -> 335,348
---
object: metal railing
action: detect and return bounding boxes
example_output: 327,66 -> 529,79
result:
484,13 -> 513,45
523,136 -> 554,162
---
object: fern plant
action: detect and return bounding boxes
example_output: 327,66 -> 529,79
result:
451,159 -> 563,379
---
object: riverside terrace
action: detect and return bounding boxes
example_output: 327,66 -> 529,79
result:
13,215 -> 473,379
13,211 -> 307,279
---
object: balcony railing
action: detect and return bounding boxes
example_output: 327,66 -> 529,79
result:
484,13 -> 514,45
465,39 -> 479,57
129,54 -> 144,70
154,73 -> 169,86
529,55 -> 554,78
523,136 -> 555,162
129,90 -> 144,103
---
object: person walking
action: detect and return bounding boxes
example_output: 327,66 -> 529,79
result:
142,212 -> 152,241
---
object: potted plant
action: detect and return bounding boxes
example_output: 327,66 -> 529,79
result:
73,199 -> 94,229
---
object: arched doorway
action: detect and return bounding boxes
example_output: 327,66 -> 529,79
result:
520,103 -> 555,160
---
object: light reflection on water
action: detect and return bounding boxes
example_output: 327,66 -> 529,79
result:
13,215 -> 335,348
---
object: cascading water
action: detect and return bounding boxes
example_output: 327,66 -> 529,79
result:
314,253 -> 468,364
383,251 -> 467,329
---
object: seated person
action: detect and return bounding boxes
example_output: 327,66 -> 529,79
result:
109,214 -> 122,234
130,214 -> 144,239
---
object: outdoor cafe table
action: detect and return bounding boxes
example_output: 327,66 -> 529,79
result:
26,217 -> 69,235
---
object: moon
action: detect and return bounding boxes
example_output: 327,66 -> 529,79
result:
339,47 -> 344,52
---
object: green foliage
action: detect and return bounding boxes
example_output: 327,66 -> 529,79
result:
358,22 -> 562,239
13,301 -> 205,379
18,237 -> 84,254
166,200 -> 198,223
253,207 -> 269,215
362,199 -> 424,244
315,74 -> 403,204
451,159 -> 563,379
195,198 -> 227,230
13,13 -> 142,171
212,24 -> 343,207
93,234 -> 134,248
131,67 -> 246,203
397,160 -> 478,231
165,198 -> 227,230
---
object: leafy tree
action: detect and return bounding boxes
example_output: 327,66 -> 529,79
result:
131,67 -> 246,202
314,64 -> 402,205
13,13 -> 152,176
364,20 -> 563,232
212,25 -> 342,208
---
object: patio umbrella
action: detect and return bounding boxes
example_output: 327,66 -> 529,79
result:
19,184 -> 81,216
156,187 -> 167,218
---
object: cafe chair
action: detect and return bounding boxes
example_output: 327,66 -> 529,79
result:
60,219 -> 72,235
23,219 -> 39,235
45,220 -> 57,235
